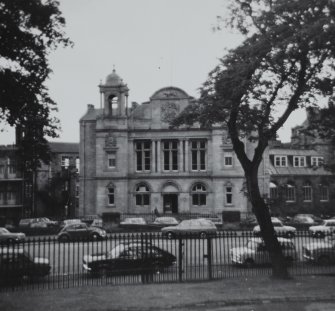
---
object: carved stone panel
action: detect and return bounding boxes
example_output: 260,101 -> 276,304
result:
161,102 -> 179,123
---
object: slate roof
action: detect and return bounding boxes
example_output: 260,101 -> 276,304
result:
49,142 -> 79,154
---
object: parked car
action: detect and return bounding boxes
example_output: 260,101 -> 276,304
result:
60,219 -> 84,228
285,214 -> 322,230
230,237 -> 297,267
19,218 -> 58,229
82,242 -> 176,276
57,223 -> 107,242
119,217 -> 147,231
303,235 -> 335,265
308,219 -> 335,238
0,248 -> 50,280
151,217 -> 179,227
0,227 -> 25,243
253,217 -> 296,238
161,218 -> 217,239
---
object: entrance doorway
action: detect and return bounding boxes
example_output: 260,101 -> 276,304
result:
163,194 -> 178,214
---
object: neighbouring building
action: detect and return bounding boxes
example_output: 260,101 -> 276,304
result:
79,70 -> 251,221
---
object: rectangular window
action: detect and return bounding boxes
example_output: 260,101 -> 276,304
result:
7,159 -> 16,174
311,156 -> 323,167
303,186 -> 312,202
274,156 -> 287,167
163,140 -> 178,171
286,186 -> 296,202
191,140 -> 207,171
224,152 -> 233,167
75,184 -> 79,197
293,156 -> 306,167
108,187 -> 115,205
76,157 -> 80,173
136,141 -> 151,172
108,153 -> 116,168
61,156 -> 70,168
226,186 -> 233,205
320,186 -> 329,202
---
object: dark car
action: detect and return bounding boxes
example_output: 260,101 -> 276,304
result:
57,223 -> 107,242
285,214 -> 323,230
0,248 -> 50,280
82,242 -> 176,276
0,227 -> 25,244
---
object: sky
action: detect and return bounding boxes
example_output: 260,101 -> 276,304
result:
0,0 -> 306,145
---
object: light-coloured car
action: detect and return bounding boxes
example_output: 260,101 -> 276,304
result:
0,227 -> 25,243
230,237 -> 297,266
309,219 -> 335,238
161,218 -> 217,239
303,235 -> 335,265
120,218 -> 147,225
253,217 -> 296,238
153,217 -> 179,226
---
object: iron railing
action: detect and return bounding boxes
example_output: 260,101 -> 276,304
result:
0,231 -> 334,291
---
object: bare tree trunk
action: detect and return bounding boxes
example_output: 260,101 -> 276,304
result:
246,167 -> 290,279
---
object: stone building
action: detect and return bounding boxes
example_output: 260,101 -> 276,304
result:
79,70 -> 251,220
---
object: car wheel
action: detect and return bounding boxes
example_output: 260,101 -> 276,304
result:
167,232 -> 174,240
58,235 -> 69,243
315,231 -> 325,239
318,255 -> 331,266
285,232 -> 294,239
199,232 -> 207,239
244,258 -> 255,268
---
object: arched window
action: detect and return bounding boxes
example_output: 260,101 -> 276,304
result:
303,182 -> 312,202
269,182 -> 278,199
107,184 -> 115,206
286,183 -> 296,202
135,184 -> 150,207
191,183 -> 207,206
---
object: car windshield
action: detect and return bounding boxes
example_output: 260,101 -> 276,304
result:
108,244 -> 125,259
0,228 -> 9,234
246,240 -> 260,250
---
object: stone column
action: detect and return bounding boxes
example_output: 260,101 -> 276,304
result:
152,140 -> 156,172
157,140 -> 161,173
185,139 -> 189,172
179,139 -> 183,172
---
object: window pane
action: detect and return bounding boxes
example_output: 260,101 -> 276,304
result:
136,151 -> 142,170
164,151 -> 170,170
172,151 -> 178,170
143,194 -> 150,205
192,150 -> 197,170
200,150 -> 206,170
192,194 -> 199,205
200,194 -> 206,205
136,195 -> 142,206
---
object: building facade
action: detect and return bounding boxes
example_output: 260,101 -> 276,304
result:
79,70 -> 251,220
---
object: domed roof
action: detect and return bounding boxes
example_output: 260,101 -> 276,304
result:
105,69 -> 123,86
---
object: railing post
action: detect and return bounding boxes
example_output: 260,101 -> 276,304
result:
207,237 -> 212,280
178,237 -> 183,282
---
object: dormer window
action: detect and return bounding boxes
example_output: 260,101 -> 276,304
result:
311,156 -> 323,167
274,156 -> 287,167
293,156 -> 306,167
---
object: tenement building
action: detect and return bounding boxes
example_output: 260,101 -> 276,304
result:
79,70 -> 251,220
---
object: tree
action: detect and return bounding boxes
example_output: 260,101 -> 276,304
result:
172,0 -> 335,278
0,0 -> 71,169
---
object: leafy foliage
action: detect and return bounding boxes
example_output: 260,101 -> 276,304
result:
0,0 -> 71,169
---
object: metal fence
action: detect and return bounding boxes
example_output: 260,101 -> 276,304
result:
0,231 -> 334,291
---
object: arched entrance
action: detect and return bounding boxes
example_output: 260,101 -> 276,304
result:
162,183 -> 179,214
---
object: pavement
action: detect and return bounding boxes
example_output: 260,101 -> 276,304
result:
0,274 -> 335,311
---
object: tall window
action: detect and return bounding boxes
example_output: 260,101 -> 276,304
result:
320,185 -> 329,202
303,182 -> 312,202
286,183 -> 296,202
269,182 -> 278,199
224,151 -> 233,167
311,156 -> 324,167
135,184 -> 150,207
225,186 -> 233,205
293,156 -> 306,167
7,159 -> 16,174
135,141 -> 151,172
191,183 -> 207,206
61,156 -> 70,168
274,156 -> 287,167
163,140 -> 178,171
191,140 -> 206,171
76,157 -> 80,173
107,185 -> 115,206
108,153 -> 116,168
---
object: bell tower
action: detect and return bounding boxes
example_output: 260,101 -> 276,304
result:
99,68 -> 129,117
